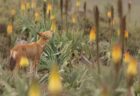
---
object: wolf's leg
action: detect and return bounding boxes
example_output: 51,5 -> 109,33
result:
33,56 -> 40,77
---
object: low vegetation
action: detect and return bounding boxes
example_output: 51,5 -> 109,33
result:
0,0 -> 140,96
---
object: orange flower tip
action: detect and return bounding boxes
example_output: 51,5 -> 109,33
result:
124,30 -> 129,39
50,15 -> 56,20
112,43 -> 122,63
31,0 -> 36,9
34,11 -> 40,22
20,2 -> 26,11
26,2 -> 31,10
48,64 -> 63,95
19,56 -> 29,68
11,9 -> 16,16
76,0 -> 81,7
107,11 -> 112,18
7,23 -> 13,35
72,14 -> 77,24
28,79 -> 41,96
50,21 -> 57,32
127,57 -> 137,76
124,51 -> 131,63
47,3 -> 52,15
89,26 -> 96,42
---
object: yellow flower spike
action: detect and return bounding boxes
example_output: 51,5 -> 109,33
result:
76,0 -> 80,8
50,15 -> 55,21
26,2 -> 31,10
47,2 -> 52,15
7,23 -> 13,35
107,11 -> 112,18
28,79 -> 41,96
11,9 -> 16,17
50,20 -> 57,32
72,14 -> 77,24
127,57 -> 137,76
124,30 -> 129,39
31,0 -> 36,9
112,43 -> 122,63
89,26 -> 96,42
19,56 -> 29,68
20,1 -> 26,11
48,64 -> 63,95
34,11 -> 40,23
124,51 -> 131,63
117,29 -> 120,37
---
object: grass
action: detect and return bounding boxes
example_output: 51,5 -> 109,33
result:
0,0 -> 140,96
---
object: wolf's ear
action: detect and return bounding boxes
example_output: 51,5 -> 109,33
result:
46,30 -> 53,39
37,32 -> 42,36
37,32 -> 49,39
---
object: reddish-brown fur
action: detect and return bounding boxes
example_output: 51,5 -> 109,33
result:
9,31 -> 53,72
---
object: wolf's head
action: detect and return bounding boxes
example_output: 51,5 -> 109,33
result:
38,30 -> 53,40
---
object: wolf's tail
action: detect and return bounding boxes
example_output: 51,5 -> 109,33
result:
9,51 -> 16,71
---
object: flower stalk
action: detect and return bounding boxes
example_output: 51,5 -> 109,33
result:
94,6 -> 100,74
